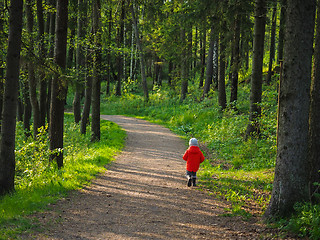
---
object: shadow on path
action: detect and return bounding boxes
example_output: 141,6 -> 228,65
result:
25,115 -> 266,240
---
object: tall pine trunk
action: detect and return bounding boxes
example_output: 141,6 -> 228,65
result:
26,0 -> 41,138
115,0 -> 125,96
180,28 -> 188,102
202,25 -> 215,98
245,0 -> 266,139
0,0 -> 23,196
37,0 -> 47,127
91,0 -> 101,142
131,1 -> 149,102
218,33 -> 226,110
277,0 -> 286,63
73,0 -> 86,124
265,0 -> 316,218
308,0 -> 320,203
49,0 -> 68,168
266,4 -> 277,84
230,15 -> 241,108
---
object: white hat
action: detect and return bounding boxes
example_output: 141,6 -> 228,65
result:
189,138 -> 198,146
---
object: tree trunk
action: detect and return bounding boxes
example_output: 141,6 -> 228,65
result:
265,0 -> 316,218
37,0 -> 47,127
115,0 -> 125,96
230,15 -> 241,107
218,33 -> 227,110
0,3 -> 4,128
0,0 -> 23,196
245,0 -> 266,139
106,5 -> 112,95
199,26 -> 206,88
277,0 -> 286,63
202,25 -> 215,98
309,0 -> 320,203
47,0 -> 56,125
23,73 -> 32,135
26,0 -> 41,138
73,0 -> 86,124
180,28 -> 188,102
49,0 -> 68,168
91,0 -> 101,142
80,60 -> 92,134
266,4 -> 277,84
131,1 -> 149,102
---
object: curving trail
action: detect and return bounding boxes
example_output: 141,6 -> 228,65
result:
25,115 -> 267,239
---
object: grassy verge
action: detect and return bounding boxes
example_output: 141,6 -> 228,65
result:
102,81 -> 320,238
0,114 -> 125,239
101,82 -> 277,218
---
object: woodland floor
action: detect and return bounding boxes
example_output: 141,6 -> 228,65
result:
20,115 -> 300,239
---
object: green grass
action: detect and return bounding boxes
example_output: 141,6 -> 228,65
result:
101,81 -> 277,219
0,114 -> 125,239
101,79 -> 320,238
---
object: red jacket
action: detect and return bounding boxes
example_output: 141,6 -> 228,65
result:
183,146 -> 205,172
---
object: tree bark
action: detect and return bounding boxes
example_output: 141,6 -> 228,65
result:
73,0 -> 86,124
309,0 -> 320,203
245,0 -> 266,139
115,0 -> 125,96
199,26 -> 206,88
265,0 -> 316,218
180,28 -> 188,102
218,33 -> 227,110
49,0 -> 68,168
91,0 -> 101,142
37,0 -> 47,127
0,2 -> 4,128
202,25 -> 215,98
26,0 -> 41,138
131,1 -> 149,102
266,4 -> 277,84
0,0 -> 23,196
230,15 -> 241,107
277,0 -> 286,63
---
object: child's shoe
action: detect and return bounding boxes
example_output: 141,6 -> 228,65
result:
192,178 -> 197,187
187,177 -> 192,187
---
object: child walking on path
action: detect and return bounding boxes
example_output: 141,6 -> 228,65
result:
183,138 -> 205,187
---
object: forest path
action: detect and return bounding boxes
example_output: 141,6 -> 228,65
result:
25,115 -> 267,239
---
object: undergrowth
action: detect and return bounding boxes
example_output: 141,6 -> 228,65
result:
0,114 -> 125,239
102,80 -> 320,239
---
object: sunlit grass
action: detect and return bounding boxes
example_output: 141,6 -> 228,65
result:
101,80 -> 278,219
0,114 -> 125,239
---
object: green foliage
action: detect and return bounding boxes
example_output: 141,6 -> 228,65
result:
285,203 -> 320,240
101,80 -> 277,219
0,114 -> 125,239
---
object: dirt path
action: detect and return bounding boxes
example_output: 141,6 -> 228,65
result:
24,115 -> 269,239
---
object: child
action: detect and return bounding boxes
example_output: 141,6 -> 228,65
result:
183,138 -> 205,187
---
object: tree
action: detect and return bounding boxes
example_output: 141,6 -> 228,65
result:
115,0 -> 125,96
37,0 -> 47,127
229,13 -> 241,107
245,0 -> 266,139
265,0 -> 316,218
202,25 -> 215,98
0,0 -> 23,195
277,0 -> 286,63
266,2 -> 277,84
218,32 -> 227,110
73,0 -> 86,124
180,27 -> 188,101
308,0 -> 320,202
91,0 -> 101,142
49,0 -> 68,168
131,0 -> 149,102
26,0 -> 41,138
